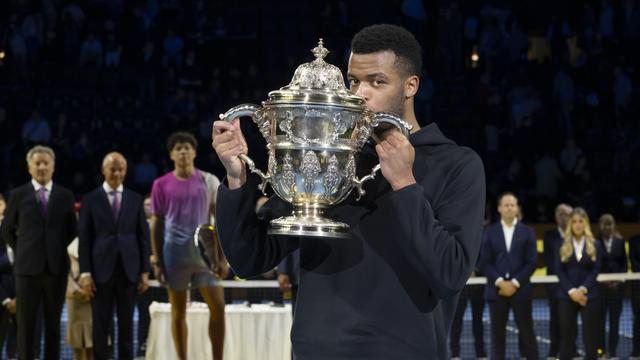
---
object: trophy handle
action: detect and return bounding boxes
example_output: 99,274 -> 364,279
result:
352,113 -> 412,200
218,104 -> 271,194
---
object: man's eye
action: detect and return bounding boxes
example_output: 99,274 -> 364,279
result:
348,79 -> 359,85
373,80 -> 385,86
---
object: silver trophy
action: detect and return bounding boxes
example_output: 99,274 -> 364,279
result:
219,39 -> 412,238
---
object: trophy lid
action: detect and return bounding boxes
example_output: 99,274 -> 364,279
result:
265,39 -> 365,108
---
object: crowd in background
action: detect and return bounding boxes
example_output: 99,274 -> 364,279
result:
0,0 -> 638,223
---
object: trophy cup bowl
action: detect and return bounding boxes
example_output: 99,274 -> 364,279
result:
218,39 -> 412,238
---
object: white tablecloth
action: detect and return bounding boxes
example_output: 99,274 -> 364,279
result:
146,302 -> 292,360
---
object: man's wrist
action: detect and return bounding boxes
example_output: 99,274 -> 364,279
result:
80,273 -> 92,280
227,173 -> 246,190
2,298 -> 10,306
391,177 -> 416,191
495,277 -> 504,287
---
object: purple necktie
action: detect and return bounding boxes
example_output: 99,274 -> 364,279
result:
37,187 -> 48,216
111,190 -> 120,220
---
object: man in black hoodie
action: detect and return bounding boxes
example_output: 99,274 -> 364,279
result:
212,24 -> 486,360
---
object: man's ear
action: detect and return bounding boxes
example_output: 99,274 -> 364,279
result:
404,75 -> 419,99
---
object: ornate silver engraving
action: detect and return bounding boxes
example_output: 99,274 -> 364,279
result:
323,155 -> 341,196
268,152 -> 277,177
286,39 -> 345,91
281,153 -> 296,193
301,151 -> 321,195
345,154 -> 356,182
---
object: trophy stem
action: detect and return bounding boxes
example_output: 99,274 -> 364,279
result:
268,204 -> 351,238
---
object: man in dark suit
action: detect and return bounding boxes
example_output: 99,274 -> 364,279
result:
630,234 -> 640,358
479,192 -> 538,360
543,203 -> 572,358
0,145 -> 77,360
597,214 -> 627,358
78,152 -> 150,360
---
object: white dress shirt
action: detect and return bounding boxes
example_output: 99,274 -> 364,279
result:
102,182 -> 124,207
603,236 -> 613,253
495,218 -> 520,288
31,179 -> 53,201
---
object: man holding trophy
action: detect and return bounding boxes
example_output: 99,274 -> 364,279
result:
213,24 -> 485,359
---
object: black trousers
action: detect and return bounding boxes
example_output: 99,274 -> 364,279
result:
0,309 -> 16,358
600,283 -> 623,356
488,296 -> 538,360
15,273 -> 66,360
450,284 -> 486,358
135,285 -> 168,356
631,282 -> 640,356
558,297 -> 602,360
546,284 -> 561,356
92,256 -> 137,360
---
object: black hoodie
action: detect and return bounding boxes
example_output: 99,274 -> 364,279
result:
217,123 -> 486,360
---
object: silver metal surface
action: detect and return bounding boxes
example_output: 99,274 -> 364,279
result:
217,39 -> 412,238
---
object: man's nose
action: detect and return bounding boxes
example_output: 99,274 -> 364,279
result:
355,84 -> 370,101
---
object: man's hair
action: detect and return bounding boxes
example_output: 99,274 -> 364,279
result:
26,145 -> 55,163
351,24 -> 422,77
497,191 -> 517,205
166,131 -> 198,152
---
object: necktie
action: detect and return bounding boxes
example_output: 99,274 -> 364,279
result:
111,190 -> 120,220
38,187 -> 48,216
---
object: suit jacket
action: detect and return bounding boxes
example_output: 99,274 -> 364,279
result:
597,237 -> 627,273
543,228 -> 563,275
555,241 -> 603,299
479,221 -> 538,300
0,182 -> 77,276
79,187 -> 150,284
277,249 -> 300,286
0,244 -> 15,301
630,235 -> 640,272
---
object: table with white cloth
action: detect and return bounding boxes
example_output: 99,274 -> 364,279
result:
145,302 -> 292,360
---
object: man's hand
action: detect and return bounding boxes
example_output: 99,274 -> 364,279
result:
212,118 -> 248,189
375,131 -> 416,191
215,261 -> 230,280
6,298 -> 16,314
277,273 -> 292,293
569,289 -> 588,305
497,280 -> 517,297
79,276 -> 96,298
153,264 -> 166,285
138,272 -> 149,294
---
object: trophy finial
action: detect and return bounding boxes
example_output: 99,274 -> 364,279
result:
312,38 -> 330,60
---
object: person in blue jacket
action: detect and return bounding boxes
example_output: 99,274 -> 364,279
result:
555,207 -> 603,360
212,24 -> 486,359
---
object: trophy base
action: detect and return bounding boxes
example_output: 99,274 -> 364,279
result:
268,213 -> 351,239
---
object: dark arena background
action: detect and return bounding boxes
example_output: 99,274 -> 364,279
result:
0,0 -> 639,359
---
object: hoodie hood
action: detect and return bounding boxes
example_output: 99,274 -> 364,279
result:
409,123 -> 456,148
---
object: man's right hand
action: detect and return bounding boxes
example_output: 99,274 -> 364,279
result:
212,118 -> 248,189
277,273 -> 292,292
6,298 -> 16,314
79,276 -> 96,298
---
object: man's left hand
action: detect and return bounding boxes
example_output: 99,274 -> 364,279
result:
498,281 -> 517,297
137,272 -> 149,294
375,131 -> 416,191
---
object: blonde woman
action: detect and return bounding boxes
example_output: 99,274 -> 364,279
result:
555,207 -> 603,360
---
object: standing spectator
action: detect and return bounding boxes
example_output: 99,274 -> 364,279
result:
597,214 -> 627,358
556,207 -> 603,360
133,154 -> 158,191
78,152 -> 150,360
21,110 -> 52,147
0,145 -> 77,360
150,132 -> 227,360
630,233 -> 640,359
543,203 -> 573,358
78,33 -> 103,68
65,235 -> 92,360
479,192 -> 539,360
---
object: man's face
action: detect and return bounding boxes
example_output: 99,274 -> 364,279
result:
28,152 -> 55,185
102,156 -> 127,189
498,195 -> 518,221
170,142 -> 196,168
347,51 -> 406,116
143,197 -> 152,219
555,206 -> 572,229
0,199 -> 6,218
599,218 -> 614,238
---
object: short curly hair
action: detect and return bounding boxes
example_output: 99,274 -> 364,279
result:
167,131 -> 198,152
351,24 -> 422,77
